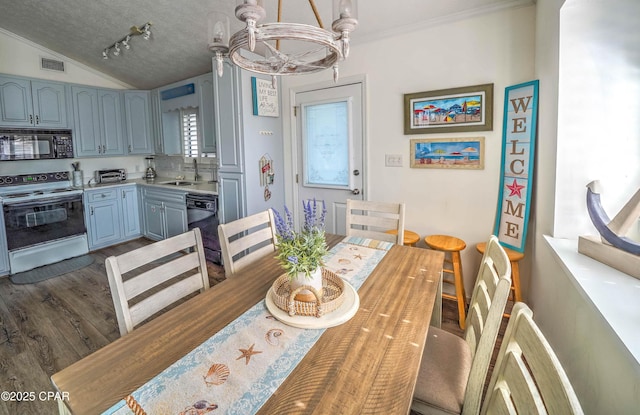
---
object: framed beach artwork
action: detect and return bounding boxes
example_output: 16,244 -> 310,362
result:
404,83 -> 493,134
410,137 -> 485,169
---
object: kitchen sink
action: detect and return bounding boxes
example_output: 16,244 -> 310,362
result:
160,180 -> 196,186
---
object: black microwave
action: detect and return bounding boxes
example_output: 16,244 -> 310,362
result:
0,129 -> 74,161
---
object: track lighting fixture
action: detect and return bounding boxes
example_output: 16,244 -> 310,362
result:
102,22 -> 152,59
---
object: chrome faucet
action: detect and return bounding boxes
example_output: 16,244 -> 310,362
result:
193,159 -> 200,182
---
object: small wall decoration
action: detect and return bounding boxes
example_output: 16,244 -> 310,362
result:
410,137 -> 485,169
404,83 -> 493,134
252,77 -> 279,117
493,80 -> 539,253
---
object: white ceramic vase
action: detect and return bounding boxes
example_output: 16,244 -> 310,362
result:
290,268 -> 323,302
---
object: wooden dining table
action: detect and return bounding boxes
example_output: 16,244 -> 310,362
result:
52,234 -> 444,414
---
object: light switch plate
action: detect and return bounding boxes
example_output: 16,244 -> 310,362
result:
385,154 -> 403,167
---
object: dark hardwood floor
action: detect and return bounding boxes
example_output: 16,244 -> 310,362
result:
0,238 -> 506,415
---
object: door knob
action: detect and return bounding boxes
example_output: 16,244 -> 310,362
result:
351,188 -> 360,195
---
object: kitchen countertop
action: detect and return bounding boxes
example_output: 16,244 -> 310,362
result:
83,177 -> 218,195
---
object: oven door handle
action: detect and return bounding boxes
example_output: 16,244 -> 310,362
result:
3,194 -> 83,208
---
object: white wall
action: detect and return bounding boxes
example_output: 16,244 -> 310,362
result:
532,0 -> 640,413
283,5 -> 536,296
0,28 -> 130,89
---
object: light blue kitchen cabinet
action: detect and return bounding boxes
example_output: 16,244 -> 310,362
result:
0,207 -> 9,276
141,187 -> 187,241
0,74 -> 68,128
217,171 -> 245,224
214,61 -> 242,173
72,86 -> 125,157
198,73 -> 216,154
213,60 -> 284,224
121,185 -> 141,239
84,188 -> 123,250
85,185 -> 142,250
123,91 -> 153,155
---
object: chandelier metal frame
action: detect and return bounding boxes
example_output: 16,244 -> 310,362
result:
209,0 -> 357,83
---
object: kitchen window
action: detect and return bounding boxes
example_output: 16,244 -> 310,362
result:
182,108 -> 199,157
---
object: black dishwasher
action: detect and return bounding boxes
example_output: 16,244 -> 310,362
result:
186,193 -> 221,264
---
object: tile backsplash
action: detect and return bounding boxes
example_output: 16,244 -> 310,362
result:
154,155 -> 218,182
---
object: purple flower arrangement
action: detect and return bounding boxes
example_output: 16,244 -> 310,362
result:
272,199 -> 328,278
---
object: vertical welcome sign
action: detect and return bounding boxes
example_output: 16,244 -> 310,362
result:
494,80 -> 539,252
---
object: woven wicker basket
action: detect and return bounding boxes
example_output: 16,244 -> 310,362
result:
271,268 -> 345,317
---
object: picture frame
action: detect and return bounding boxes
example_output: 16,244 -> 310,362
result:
404,83 -> 493,134
410,137 -> 485,169
251,77 -> 279,117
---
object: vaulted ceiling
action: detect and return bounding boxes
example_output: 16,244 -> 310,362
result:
0,0 -> 533,90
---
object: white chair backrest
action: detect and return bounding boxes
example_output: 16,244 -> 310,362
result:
461,235 -> 512,415
345,199 -> 405,244
481,303 -> 584,415
217,209 -> 278,278
106,228 -> 210,336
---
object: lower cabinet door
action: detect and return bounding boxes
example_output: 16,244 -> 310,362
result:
143,199 -> 165,241
164,202 -> 187,239
87,200 -> 123,249
120,186 -> 141,238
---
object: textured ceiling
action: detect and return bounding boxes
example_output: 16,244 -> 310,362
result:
0,0 -> 533,90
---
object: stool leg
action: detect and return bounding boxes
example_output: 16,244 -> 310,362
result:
451,251 -> 466,330
511,260 -> 523,302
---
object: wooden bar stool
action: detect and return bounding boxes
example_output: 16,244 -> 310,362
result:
385,229 -> 420,246
475,241 -> 524,304
425,234 -> 467,329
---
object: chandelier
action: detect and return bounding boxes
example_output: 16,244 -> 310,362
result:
208,0 -> 358,85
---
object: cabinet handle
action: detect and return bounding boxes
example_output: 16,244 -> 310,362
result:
29,114 -> 33,124
90,206 -> 94,216
122,190 -> 126,199
35,115 -> 40,124
128,145 -> 132,153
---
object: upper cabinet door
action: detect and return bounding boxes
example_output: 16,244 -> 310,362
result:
98,89 -> 125,156
72,86 -> 102,156
215,60 -> 242,172
0,76 -> 68,128
124,91 -> 153,155
31,80 -> 68,128
0,76 -> 33,126
198,74 -> 216,154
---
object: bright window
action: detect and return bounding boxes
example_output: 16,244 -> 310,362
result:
182,109 -> 199,157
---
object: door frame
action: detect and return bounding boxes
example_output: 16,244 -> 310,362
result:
287,74 -> 368,229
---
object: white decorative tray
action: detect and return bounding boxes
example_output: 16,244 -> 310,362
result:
265,281 -> 359,329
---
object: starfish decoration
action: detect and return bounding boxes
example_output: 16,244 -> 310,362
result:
353,254 -> 364,260
236,343 -> 262,365
506,179 -> 526,198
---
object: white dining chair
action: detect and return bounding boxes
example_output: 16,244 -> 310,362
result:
217,209 -> 278,278
481,302 -> 584,415
412,235 -> 512,415
345,199 -> 405,244
106,228 -> 210,336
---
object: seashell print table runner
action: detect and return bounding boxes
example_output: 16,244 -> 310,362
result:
103,237 -> 393,415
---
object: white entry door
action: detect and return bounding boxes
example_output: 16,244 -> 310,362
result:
294,81 -> 364,235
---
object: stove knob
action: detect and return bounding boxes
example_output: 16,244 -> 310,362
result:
61,172 -> 68,179
5,177 -> 12,184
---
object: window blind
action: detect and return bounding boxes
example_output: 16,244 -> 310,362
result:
182,109 -> 199,157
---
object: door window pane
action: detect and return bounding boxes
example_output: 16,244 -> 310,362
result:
302,100 -> 350,188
